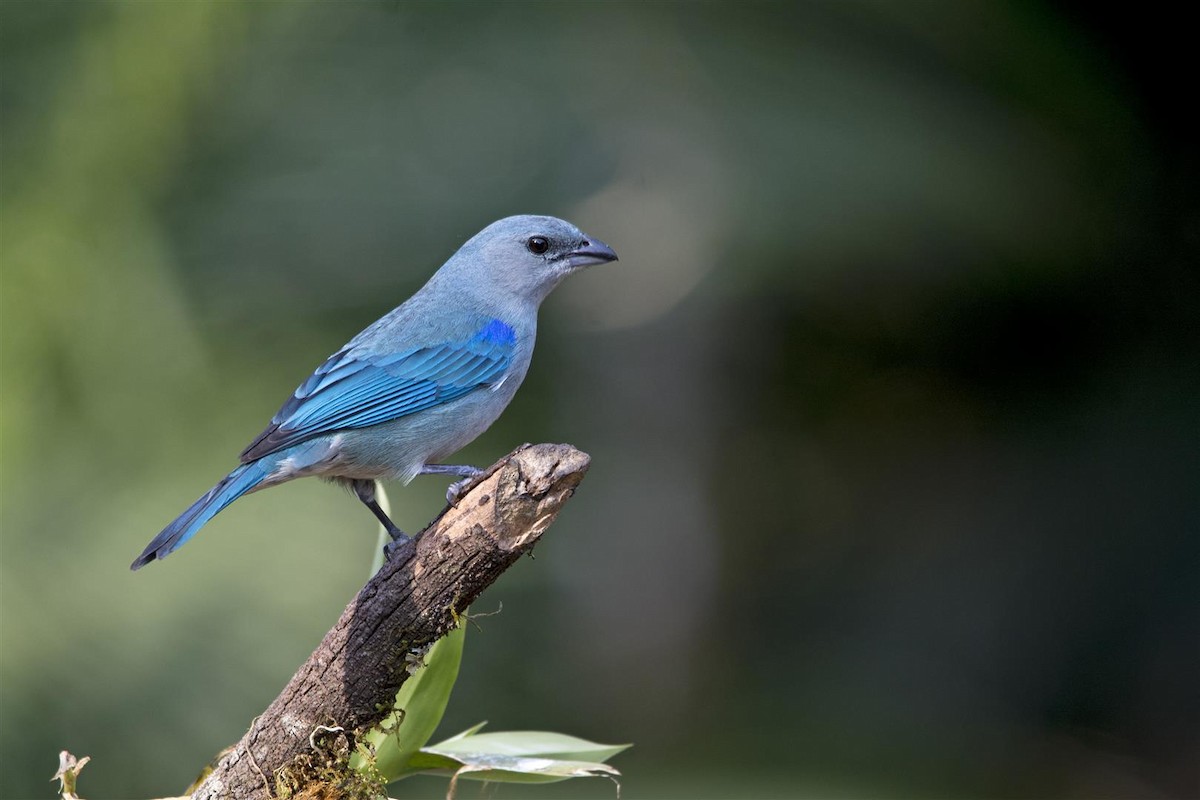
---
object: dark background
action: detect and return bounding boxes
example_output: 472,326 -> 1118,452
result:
2,2 -> 1196,798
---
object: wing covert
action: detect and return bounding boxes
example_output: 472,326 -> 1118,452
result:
239,320 -> 515,463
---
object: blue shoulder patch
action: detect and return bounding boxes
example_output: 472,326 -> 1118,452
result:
474,318 -> 516,347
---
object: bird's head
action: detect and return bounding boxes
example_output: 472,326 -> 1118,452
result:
454,214 -> 618,302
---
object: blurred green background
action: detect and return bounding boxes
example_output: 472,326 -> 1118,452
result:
2,2 -> 1196,798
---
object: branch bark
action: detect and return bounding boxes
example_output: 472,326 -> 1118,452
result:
190,443 -> 590,800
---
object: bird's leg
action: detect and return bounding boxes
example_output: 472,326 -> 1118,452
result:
419,464 -> 483,505
350,479 -> 411,559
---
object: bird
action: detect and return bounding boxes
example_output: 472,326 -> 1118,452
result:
130,215 -> 617,570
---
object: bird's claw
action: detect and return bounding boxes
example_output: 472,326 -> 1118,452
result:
445,471 -> 481,506
446,479 -> 469,506
383,534 -> 413,560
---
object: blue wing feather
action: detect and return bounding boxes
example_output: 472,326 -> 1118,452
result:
239,320 -> 515,463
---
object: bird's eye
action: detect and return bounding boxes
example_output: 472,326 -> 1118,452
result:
527,236 -> 550,255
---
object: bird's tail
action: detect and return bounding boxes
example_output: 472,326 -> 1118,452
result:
130,461 -> 271,570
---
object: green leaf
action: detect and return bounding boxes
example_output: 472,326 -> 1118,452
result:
379,722 -> 490,779
442,755 -> 620,786
430,730 -> 630,764
393,749 -> 465,774
414,752 -> 621,786
392,729 -> 629,786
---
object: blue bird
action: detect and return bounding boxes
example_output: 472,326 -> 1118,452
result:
131,215 -> 616,570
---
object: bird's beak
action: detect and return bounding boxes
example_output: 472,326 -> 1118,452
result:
562,237 -> 618,270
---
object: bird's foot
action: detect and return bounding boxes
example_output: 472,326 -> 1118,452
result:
383,532 -> 413,560
446,471 -> 482,505
417,463 -> 484,506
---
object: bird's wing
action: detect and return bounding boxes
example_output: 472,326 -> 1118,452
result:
239,319 -> 516,463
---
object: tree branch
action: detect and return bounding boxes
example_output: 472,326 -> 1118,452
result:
190,443 -> 591,800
